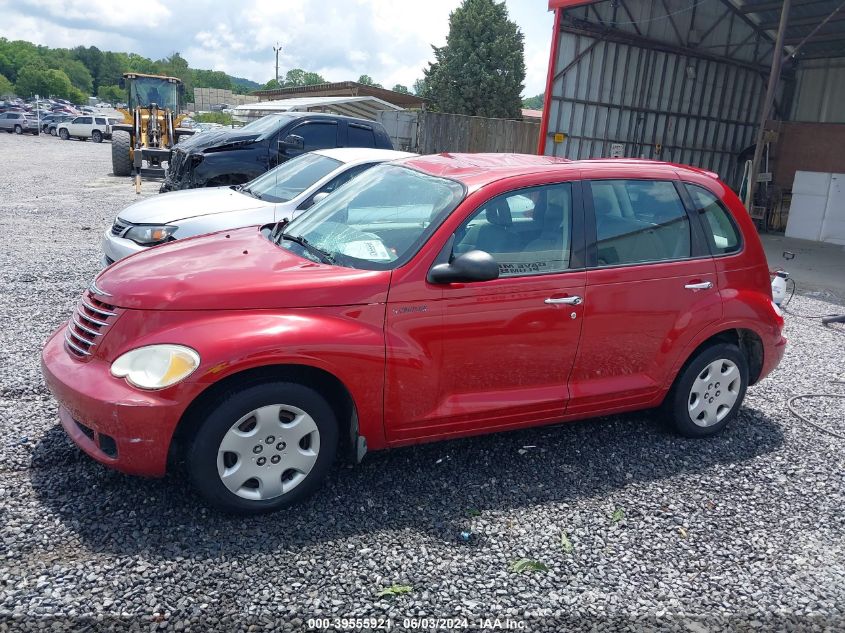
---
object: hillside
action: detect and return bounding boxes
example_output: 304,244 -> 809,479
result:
0,38 -> 258,103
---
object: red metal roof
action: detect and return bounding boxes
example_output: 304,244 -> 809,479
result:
547,0 -> 594,9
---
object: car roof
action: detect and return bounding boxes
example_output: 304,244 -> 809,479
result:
312,147 -> 416,164
397,153 -> 718,188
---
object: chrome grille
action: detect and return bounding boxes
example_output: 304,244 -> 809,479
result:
111,218 -> 130,236
64,291 -> 118,359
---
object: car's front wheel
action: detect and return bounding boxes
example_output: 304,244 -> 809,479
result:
59,128 -> 69,140
665,343 -> 748,437
186,382 -> 338,514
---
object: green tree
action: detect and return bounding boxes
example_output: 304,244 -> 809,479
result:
72,45 -> 103,86
422,0 -> 525,118
97,51 -> 124,88
97,84 -> 124,103
15,65 -> 74,99
0,73 -> 14,96
412,77 -> 427,95
391,83 -> 410,94
357,74 -> 382,88
521,93 -> 543,110
55,58 -> 93,94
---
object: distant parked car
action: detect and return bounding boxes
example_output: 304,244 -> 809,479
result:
39,113 -> 66,132
56,115 -> 113,142
162,112 -> 394,192
101,147 -> 414,265
47,115 -> 75,136
0,112 -> 39,134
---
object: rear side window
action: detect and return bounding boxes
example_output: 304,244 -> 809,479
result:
589,180 -> 690,266
348,124 -> 375,147
685,184 -> 741,255
95,117 -> 106,124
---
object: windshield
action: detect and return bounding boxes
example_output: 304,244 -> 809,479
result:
277,164 -> 465,270
129,78 -> 179,110
246,153 -> 341,203
240,114 -> 296,137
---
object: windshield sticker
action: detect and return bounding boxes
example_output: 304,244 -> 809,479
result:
340,240 -> 392,261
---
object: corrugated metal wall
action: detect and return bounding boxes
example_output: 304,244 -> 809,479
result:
544,1 -> 772,188
791,57 -> 845,123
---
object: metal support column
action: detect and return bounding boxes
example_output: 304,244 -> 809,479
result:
747,0 -> 791,212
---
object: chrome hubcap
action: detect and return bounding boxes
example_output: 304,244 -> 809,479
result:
688,359 -> 741,427
216,404 -> 320,500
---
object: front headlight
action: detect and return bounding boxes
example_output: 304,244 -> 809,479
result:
110,344 -> 200,390
124,225 -> 176,245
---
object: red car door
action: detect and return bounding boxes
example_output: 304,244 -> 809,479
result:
567,174 -> 720,416
384,179 -> 587,444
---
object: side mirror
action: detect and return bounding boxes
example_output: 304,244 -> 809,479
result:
428,250 -> 499,284
311,192 -> 329,205
279,134 -> 305,152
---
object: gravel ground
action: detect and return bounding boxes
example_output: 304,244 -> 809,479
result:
1,133 -> 843,632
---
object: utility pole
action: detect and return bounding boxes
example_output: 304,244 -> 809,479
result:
273,42 -> 282,88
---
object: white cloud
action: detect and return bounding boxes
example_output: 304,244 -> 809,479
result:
1,0 -> 553,95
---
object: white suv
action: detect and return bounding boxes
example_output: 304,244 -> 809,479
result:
56,115 -> 112,143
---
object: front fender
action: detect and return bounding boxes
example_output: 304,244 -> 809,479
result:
194,148 -> 266,186
100,306 -> 388,450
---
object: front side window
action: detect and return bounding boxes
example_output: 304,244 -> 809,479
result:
589,179 -> 690,266
78,117 -> 92,125
292,122 -> 338,151
246,153 -> 341,203
453,183 -> 573,277
277,164 -> 465,269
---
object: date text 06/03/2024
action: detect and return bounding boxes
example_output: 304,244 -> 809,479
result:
306,617 -> 527,630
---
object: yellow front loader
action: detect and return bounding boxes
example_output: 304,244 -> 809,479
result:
111,73 -> 194,192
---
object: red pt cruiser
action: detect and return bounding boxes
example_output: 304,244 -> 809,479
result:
41,154 -> 786,513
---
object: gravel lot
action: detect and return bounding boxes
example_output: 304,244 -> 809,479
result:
1,133 -> 843,632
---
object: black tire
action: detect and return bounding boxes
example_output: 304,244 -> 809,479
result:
14,125 -> 22,134
663,343 -> 748,438
111,130 -> 132,176
50,128 -> 57,136
92,130 -> 102,143
59,128 -> 69,140
186,382 -> 339,514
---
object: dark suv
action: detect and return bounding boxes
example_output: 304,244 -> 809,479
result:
161,112 -> 393,192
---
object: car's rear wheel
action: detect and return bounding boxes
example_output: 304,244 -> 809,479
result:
186,382 -> 338,514
664,343 -> 748,437
50,128 -> 57,136
14,125 -> 22,134
59,128 -> 69,140
92,130 -> 102,143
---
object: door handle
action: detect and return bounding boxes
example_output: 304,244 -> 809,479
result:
545,295 -> 583,305
684,281 -> 713,290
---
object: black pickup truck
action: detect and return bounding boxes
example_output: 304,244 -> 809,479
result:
161,112 -> 393,192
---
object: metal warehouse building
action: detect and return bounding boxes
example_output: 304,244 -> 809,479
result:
539,0 -> 845,242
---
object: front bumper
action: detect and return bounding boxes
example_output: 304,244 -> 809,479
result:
41,326 -> 188,477
100,228 -> 145,267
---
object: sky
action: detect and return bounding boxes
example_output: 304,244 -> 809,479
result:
0,0 -> 554,96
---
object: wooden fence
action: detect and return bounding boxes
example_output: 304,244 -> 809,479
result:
378,110 -> 540,155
